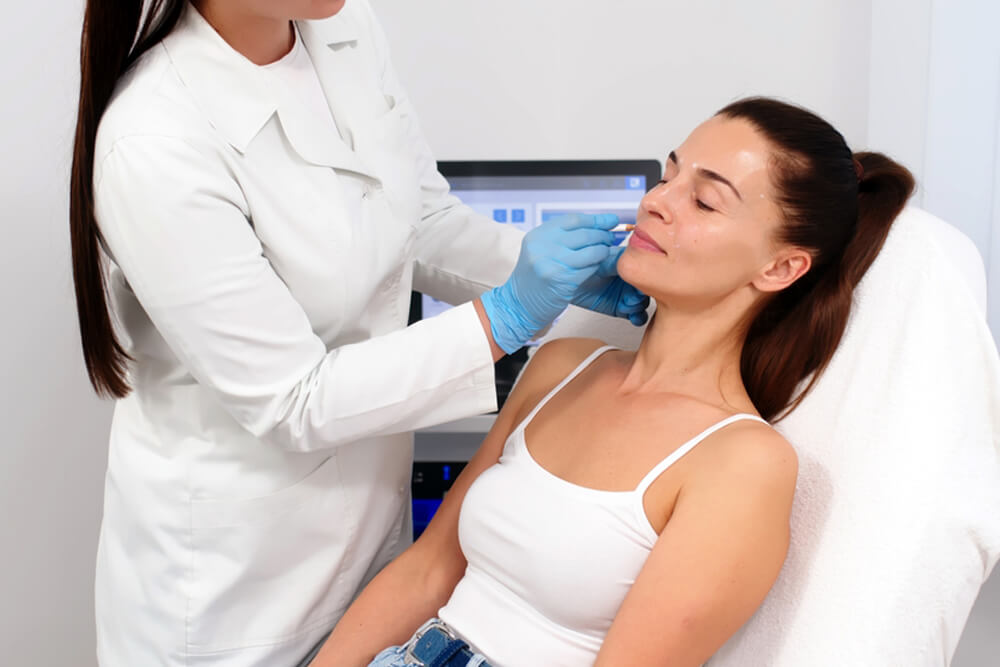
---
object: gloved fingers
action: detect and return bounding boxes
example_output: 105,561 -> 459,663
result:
559,243 -> 613,270
553,212 -> 620,231
627,309 -> 650,326
595,280 -> 649,320
620,299 -> 651,320
556,227 -> 616,251
592,246 -> 626,279
618,283 -> 649,308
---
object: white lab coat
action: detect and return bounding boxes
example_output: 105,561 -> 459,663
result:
91,2 -> 521,665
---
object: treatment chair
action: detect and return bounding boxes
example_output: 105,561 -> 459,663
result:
533,207 -> 1000,666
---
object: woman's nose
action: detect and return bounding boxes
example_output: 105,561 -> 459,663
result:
640,184 -> 675,224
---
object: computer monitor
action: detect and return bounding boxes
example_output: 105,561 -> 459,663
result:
410,159 -> 661,539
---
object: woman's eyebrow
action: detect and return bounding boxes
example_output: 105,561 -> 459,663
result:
669,150 -> 744,201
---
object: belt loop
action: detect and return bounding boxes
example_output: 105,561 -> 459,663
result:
428,638 -> 467,667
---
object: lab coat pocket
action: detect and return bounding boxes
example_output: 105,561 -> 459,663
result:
186,455 -> 357,653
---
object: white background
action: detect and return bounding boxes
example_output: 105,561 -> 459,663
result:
1,0 -> 997,663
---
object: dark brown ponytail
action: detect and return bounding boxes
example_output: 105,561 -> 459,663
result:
717,98 -> 915,421
70,0 -> 184,397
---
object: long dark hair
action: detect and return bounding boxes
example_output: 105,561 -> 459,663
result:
70,0 -> 185,397
718,97 -> 915,421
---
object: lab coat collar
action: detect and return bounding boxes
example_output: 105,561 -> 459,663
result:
303,8 -> 362,47
162,3 -> 374,178
162,4 -> 276,153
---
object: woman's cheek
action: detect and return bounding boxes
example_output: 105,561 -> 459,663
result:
665,226 -> 680,250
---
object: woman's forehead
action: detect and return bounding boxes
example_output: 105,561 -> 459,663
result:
675,116 -> 775,198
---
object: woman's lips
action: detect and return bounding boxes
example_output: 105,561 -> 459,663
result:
629,227 -> 666,254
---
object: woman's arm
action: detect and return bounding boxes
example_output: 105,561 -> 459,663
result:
595,422 -> 798,666
313,337 -> 607,666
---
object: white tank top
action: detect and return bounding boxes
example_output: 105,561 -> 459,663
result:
438,346 -> 769,666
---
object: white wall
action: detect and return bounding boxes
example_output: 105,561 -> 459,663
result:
870,0 -> 1000,333
922,1 -> 1000,336
375,0 -> 873,163
0,0 -> 112,661
867,0 -> 932,203
1,0 -> 995,663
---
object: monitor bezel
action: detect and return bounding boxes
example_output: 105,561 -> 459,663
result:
437,158 -> 663,182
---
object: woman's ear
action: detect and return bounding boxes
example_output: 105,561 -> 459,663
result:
753,247 -> 812,293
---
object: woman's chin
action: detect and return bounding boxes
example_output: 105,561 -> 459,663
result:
616,250 -> 647,289
305,0 -> 348,19
617,260 -> 667,308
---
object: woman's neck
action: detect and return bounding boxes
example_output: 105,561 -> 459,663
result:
192,1 -> 294,65
617,297 -> 754,411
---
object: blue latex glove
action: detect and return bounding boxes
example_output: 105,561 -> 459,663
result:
481,213 -> 618,353
571,246 -> 650,326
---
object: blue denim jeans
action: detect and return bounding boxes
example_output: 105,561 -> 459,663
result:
368,618 -> 491,667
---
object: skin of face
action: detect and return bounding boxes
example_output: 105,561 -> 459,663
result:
617,115 -> 812,315
198,0 -> 348,21
192,0 -> 348,64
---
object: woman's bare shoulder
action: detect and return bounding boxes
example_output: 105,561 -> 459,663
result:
697,419 -> 799,493
528,337 -> 611,376
504,337 -> 611,419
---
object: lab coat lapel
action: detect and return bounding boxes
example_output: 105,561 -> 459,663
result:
266,13 -> 373,179
270,63 -> 374,179
164,4 -> 376,178
296,16 -> 390,171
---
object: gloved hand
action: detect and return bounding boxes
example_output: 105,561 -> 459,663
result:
571,246 -> 650,326
480,213 -> 618,353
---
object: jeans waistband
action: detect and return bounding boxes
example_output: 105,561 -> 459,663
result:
403,619 -> 491,667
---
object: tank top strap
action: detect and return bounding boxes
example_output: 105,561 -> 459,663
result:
634,413 -> 770,495
515,344 -> 620,432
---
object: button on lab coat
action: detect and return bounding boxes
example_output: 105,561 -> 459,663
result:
91,2 -> 521,664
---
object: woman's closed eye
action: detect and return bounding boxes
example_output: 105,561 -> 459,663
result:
694,192 -> 719,212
